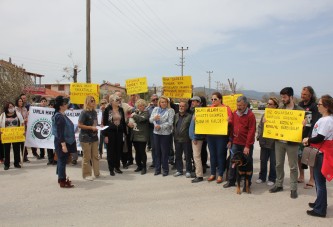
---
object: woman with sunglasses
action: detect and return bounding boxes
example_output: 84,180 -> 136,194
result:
52,96 -> 75,188
206,92 -> 232,184
102,94 -> 127,176
256,97 -> 279,186
78,96 -> 100,181
302,95 -> 333,218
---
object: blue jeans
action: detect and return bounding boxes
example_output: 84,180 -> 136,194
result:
207,135 -> 229,176
56,151 -> 69,180
313,153 -> 327,215
154,134 -> 171,174
228,144 -> 254,184
175,141 -> 192,173
258,147 -> 276,182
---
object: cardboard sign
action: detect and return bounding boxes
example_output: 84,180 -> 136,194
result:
223,94 -> 243,112
70,83 -> 99,104
125,77 -> 148,94
194,107 -> 228,135
263,109 -> 305,142
162,76 -> 192,98
0,126 -> 25,143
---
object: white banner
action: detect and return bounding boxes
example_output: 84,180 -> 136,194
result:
25,106 -> 83,150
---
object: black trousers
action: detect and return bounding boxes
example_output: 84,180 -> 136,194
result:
125,128 -> 134,163
106,131 -> 123,171
201,140 -> 208,166
0,140 -> 4,161
31,147 -> 45,157
133,141 -> 147,168
4,142 -> 20,167
47,149 -> 54,162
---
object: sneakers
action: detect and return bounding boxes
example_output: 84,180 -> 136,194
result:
84,176 -> 94,181
185,172 -> 191,178
191,177 -> 203,183
173,172 -> 183,177
269,186 -> 283,193
267,181 -> 274,186
256,179 -> 263,184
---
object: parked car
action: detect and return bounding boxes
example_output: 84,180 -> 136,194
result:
258,104 -> 266,110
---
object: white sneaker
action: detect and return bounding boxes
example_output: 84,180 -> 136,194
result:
95,175 -> 106,179
256,179 -> 263,184
185,172 -> 191,178
267,181 -> 274,186
173,172 -> 183,177
84,176 -> 94,181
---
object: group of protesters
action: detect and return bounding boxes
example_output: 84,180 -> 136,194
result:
1,85 -> 333,218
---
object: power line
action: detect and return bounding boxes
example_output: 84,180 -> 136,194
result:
176,47 -> 188,76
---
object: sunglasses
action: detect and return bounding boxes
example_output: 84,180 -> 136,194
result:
101,103 -> 106,105
211,98 -> 219,101
90,100 -> 95,103
152,98 -> 158,101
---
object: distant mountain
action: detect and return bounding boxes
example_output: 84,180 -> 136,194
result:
193,87 -> 277,100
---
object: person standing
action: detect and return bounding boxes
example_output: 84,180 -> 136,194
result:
147,94 -> 159,168
298,86 -> 321,189
256,97 -> 279,186
269,87 -> 303,199
128,99 -> 149,175
302,95 -> 333,218
0,102 -> 24,170
78,96 -> 100,181
207,92 -> 233,184
52,96 -> 75,188
103,94 -> 127,176
188,96 -> 206,183
224,96 -> 256,190
149,96 -> 175,176
173,101 -> 192,178
98,99 -> 108,159
15,97 -> 30,162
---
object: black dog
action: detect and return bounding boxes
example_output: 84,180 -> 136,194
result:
231,151 -> 253,194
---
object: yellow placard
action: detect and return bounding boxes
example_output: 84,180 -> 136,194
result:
263,109 -> 305,142
195,107 -> 228,135
0,126 -> 25,143
162,76 -> 192,99
223,94 -> 243,112
70,83 -> 99,104
125,77 -> 148,95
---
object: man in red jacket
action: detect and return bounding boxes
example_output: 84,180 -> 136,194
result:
223,96 -> 256,190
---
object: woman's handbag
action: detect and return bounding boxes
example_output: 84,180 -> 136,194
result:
301,146 -> 319,167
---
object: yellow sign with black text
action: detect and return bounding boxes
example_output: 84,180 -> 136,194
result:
70,83 -> 99,104
195,107 -> 228,135
263,109 -> 305,142
162,76 -> 192,98
0,126 -> 26,143
223,94 -> 243,112
125,77 -> 148,95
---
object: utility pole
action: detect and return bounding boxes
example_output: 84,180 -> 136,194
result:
86,0 -> 91,83
176,47 -> 188,76
206,71 -> 213,93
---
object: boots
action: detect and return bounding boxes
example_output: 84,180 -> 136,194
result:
58,177 -> 74,188
141,165 -> 147,175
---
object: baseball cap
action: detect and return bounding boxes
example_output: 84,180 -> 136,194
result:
190,96 -> 201,102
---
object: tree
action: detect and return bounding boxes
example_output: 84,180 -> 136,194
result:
62,52 -> 80,83
0,61 -> 33,108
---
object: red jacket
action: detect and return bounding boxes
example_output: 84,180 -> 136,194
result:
312,140 -> 333,181
230,109 -> 256,148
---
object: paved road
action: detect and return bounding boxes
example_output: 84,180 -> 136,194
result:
1,142 -> 332,227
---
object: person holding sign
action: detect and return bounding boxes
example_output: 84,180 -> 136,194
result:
149,96 -> 175,176
302,95 -> 333,218
52,96 -> 75,188
269,87 -> 304,199
206,92 -> 233,184
0,102 -> 24,170
224,96 -> 256,189
103,94 -> 127,176
78,96 -> 100,181
256,97 -> 279,186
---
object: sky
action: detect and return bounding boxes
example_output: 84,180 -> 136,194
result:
1,0 -> 333,96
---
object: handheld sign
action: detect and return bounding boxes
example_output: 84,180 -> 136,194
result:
263,109 -> 305,142
125,77 -> 148,95
70,83 -> 99,104
223,94 -> 243,112
162,76 -> 192,98
195,107 -> 228,135
0,126 -> 25,143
